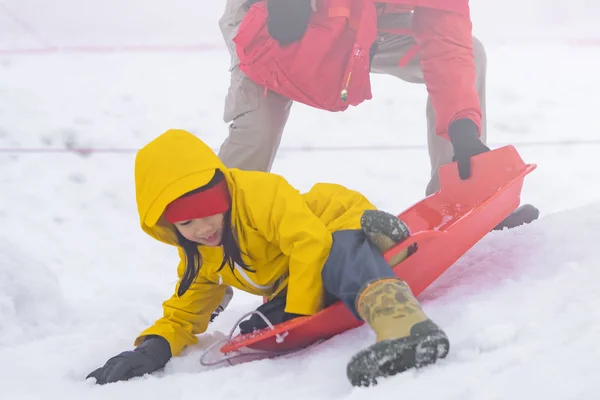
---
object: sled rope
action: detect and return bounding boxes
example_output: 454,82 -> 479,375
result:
199,309 -> 292,367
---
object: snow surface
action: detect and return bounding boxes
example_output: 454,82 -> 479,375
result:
1,1 -> 599,399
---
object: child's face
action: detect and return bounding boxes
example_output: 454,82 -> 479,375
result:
173,213 -> 225,247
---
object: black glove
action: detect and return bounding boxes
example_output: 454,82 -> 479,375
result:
267,0 -> 312,46
448,118 -> 490,180
86,335 -> 172,385
239,295 -> 303,334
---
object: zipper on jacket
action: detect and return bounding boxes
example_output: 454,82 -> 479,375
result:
341,43 -> 364,102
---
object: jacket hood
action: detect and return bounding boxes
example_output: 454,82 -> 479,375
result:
134,129 -> 230,245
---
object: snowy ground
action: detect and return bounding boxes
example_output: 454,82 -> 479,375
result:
1,1 -> 600,399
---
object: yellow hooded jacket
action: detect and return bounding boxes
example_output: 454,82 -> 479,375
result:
134,129 -> 377,355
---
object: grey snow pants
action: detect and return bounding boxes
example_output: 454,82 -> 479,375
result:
321,230 -> 397,320
238,229 -> 394,333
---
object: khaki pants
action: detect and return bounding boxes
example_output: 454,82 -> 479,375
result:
217,0 -> 487,195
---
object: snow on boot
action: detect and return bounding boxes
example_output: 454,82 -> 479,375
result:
361,210 -> 417,267
210,286 -> 234,322
347,278 -> 449,387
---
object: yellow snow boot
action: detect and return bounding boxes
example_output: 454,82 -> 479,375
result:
346,278 -> 449,387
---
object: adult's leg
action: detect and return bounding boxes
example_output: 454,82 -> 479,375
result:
370,12 -> 488,195
217,0 -> 293,172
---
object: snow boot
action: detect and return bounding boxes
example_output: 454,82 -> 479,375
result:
493,204 -> 539,231
346,278 -> 449,387
361,209 -> 417,267
210,286 -> 234,322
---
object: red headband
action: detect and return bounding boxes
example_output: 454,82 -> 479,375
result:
163,179 -> 231,224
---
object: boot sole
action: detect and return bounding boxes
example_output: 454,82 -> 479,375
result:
361,210 -> 418,256
346,331 -> 450,387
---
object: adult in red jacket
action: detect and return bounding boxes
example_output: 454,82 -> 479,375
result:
217,0 -> 488,195
215,0 -> 538,331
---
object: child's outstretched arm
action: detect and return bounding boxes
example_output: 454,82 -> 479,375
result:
134,251 -> 227,356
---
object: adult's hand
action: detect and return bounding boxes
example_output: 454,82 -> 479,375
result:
267,0 -> 313,46
448,118 -> 490,180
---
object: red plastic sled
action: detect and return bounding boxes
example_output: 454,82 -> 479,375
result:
218,145 -> 537,356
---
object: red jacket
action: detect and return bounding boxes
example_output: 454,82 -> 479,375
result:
387,0 -> 482,139
235,0 -> 482,140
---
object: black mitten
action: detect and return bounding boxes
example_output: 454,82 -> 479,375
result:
239,295 -> 302,334
448,118 -> 490,180
267,0 -> 313,46
86,335 -> 172,385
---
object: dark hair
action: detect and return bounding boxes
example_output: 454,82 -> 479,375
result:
174,170 -> 252,297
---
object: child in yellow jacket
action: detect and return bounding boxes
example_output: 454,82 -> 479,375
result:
87,129 -> 449,387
